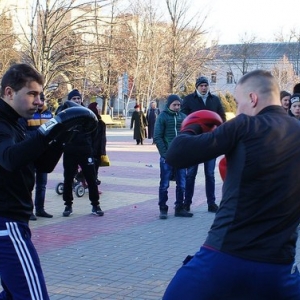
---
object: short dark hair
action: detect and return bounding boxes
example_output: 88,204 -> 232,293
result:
0,63 -> 44,97
238,69 -> 279,96
280,90 -> 291,100
293,83 -> 300,94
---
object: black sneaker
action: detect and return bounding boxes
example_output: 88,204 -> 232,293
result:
36,210 -> 53,218
29,213 -> 37,221
159,205 -> 168,220
92,205 -> 104,216
184,204 -> 191,212
175,208 -> 193,217
208,203 -> 219,213
63,205 -> 73,217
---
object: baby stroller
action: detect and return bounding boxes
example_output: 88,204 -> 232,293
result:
55,167 -> 88,197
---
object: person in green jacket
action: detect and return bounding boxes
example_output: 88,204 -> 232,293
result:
153,94 -> 193,219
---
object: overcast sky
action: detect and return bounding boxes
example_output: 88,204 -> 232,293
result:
198,0 -> 300,44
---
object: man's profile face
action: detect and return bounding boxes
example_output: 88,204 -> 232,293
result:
7,81 -> 43,118
197,83 -> 208,95
235,84 -> 253,116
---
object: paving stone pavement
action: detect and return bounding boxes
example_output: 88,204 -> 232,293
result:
27,128 -> 300,300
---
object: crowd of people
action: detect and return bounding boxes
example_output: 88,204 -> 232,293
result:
1,62 -> 300,298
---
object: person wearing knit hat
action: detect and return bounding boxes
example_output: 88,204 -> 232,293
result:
68,89 -> 82,104
181,75 -> 226,213
289,93 -> 300,119
61,91 -> 105,217
153,94 -> 193,219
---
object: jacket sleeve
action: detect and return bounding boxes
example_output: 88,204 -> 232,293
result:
216,97 -> 227,122
165,117 -> 240,168
153,115 -> 168,158
181,97 -> 190,115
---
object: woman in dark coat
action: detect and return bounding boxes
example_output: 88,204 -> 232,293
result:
130,104 -> 148,145
146,101 -> 160,143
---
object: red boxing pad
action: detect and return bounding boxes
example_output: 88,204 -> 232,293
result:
181,110 -> 223,133
219,156 -> 227,181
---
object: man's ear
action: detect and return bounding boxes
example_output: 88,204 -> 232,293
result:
4,86 -> 14,100
249,92 -> 258,107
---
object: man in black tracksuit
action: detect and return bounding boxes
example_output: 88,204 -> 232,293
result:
0,64 -> 97,299
163,70 -> 300,299
181,76 -> 226,213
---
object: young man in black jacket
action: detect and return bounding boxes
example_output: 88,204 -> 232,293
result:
61,89 -> 104,217
0,64 -> 97,299
163,70 -> 300,299
181,76 -> 226,213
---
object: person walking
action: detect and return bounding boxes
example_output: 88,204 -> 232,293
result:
163,69 -> 300,300
153,94 -> 193,219
146,101 -> 160,144
26,92 -> 53,220
130,104 -> 147,145
181,76 -> 226,212
61,90 -> 104,217
0,63 -> 97,299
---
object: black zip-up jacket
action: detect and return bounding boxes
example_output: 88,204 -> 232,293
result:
166,106 -> 300,264
0,99 -> 63,223
181,90 -> 226,122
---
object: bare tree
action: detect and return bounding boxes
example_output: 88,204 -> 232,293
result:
15,0 -> 111,100
164,0 -> 208,93
0,14 -> 20,73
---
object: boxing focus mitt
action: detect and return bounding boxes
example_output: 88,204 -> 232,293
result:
219,156 -> 227,181
181,110 -> 223,135
38,106 -> 98,143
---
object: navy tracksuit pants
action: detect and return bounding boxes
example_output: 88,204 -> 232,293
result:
0,218 -> 49,299
163,246 -> 300,300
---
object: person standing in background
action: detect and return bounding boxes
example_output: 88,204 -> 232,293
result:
154,94 -> 193,219
280,90 -> 291,112
288,93 -> 300,120
25,92 -> 53,220
146,101 -> 160,144
181,76 -> 226,213
61,90 -> 104,217
88,102 -> 107,194
130,104 -> 148,145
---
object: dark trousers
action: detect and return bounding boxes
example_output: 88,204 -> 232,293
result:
0,218 -> 49,299
163,246 -> 300,299
34,171 -> 48,212
185,159 -> 216,206
158,157 -> 186,207
63,153 -> 99,206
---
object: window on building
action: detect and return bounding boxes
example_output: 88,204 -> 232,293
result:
211,72 -> 217,83
227,72 -> 233,84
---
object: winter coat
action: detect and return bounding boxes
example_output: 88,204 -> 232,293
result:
181,90 -> 226,122
130,111 -> 148,140
153,107 -> 186,158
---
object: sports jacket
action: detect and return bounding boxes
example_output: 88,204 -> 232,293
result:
0,99 -> 63,222
166,105 -> 300,264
